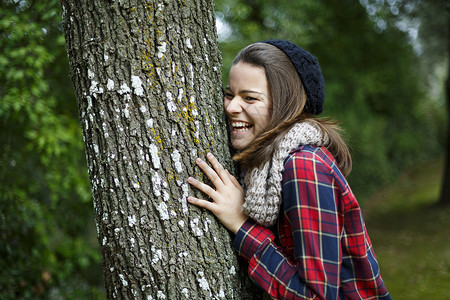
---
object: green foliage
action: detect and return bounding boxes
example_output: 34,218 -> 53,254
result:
215,0 -> 445,199
0,0 -> 103,298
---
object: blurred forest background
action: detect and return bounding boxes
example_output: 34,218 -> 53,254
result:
0,0 -> 448,299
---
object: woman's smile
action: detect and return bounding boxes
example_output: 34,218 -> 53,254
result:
231,121 -> 253,133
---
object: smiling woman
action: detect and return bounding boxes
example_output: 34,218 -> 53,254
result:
224,62 -> 271,150
187,40 -> 392,299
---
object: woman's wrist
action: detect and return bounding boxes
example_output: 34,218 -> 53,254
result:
231,216 -> 248,235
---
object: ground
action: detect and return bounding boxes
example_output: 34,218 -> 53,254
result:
363,158 -> 449,300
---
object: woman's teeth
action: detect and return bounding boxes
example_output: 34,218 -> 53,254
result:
232,121 -> 252,132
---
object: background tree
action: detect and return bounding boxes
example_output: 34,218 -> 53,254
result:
411,0 -> 449,205
357,0 -> 448,203
59,0 -> 258,299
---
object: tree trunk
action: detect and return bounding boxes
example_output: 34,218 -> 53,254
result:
439,5 -> 450,206
59,0 -> 259,298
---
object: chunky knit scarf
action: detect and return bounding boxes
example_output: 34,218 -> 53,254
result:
242,121 -> 329,226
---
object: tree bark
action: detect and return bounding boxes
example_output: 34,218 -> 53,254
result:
439,4 -> 450,206
59,0 -> 259,298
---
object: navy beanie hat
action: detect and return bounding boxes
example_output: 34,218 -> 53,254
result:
262,39 -> 325,115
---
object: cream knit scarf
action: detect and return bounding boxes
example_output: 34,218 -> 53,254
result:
242,121 -> 329,226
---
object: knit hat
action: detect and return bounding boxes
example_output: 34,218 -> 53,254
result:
262,39 -> 325,115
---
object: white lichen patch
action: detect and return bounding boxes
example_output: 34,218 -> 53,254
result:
194,121 -> 200,140
123,103 -> 130,118
91,84 -> 104,99
102,212 -> 109,222
190,96 -> 198,116
197,271 -> 210,291
190,217 -> 203,237
166,91 -> 176,112
178,220 -> 185,228
229,266 -> 236,275
102,122 -> 109,138
86,95 -> 92,110
88,69 -> 95,79
163,190 -> 170,202
146,118 -> 154,128
149,144 -> 161,169
204,217 -> 212,233
118,82 -> 131,95
188,64 -> 194,86
107,79 -> 114,90
157,202 -> 169,221
178,251 -> 189,258
102,236 -> 107,245
171,149 -> 183,173
181,288 -> 189,298
133,182 -> 140,190
151,246 -> 163,264
128,215 -> 137,227
157,290 -> 166,299
217,290 -> 226,298
119,274 -> 128,287
151,171 -> 162,196
131,75 -> 144,96
177,88 -> 184,101
140,105 -> 147,113
157,42 -> 167,59
179,183 -> 189,214
114,227 -> 121,236
186,38 -> 193,49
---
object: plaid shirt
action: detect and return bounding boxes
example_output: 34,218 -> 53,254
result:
233,146 -> 391,299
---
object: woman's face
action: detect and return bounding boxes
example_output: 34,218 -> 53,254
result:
224,62 -> 272,150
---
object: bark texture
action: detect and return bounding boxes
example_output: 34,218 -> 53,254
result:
60,0 -> 259,298
439,9 -> 450,206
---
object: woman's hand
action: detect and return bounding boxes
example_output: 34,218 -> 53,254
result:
187,153 -> 247,234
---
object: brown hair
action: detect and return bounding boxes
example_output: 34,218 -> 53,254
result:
231,43 -> 352,176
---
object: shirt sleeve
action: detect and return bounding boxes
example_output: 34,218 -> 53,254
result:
233,151 -> 342,300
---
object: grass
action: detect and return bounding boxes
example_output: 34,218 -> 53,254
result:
362,158 -> 450,300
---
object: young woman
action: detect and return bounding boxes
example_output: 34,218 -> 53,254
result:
187,40 -> 391,300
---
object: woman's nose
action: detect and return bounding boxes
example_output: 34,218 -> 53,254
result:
224,97 -> 242,114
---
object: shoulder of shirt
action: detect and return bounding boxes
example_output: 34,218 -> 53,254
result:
284,145 -> 335,166
283,145 -> 348,189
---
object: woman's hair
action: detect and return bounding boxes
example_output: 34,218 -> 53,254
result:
231,42 -> 352,176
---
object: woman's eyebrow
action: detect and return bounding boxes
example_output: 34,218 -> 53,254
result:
225,87 -> 265,95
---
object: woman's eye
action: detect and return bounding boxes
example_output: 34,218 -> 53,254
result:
245,96 -> 257,101
225,93 -> 234,99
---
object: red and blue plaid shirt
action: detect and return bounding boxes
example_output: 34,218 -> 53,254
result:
233,145 -> 391,299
